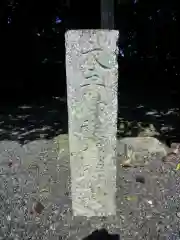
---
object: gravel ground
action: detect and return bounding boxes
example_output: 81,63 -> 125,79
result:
1,135 -> 180,240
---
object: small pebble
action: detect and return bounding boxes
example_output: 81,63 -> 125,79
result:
7,215 -> 11,221
176,212 -> 180,218
135,175 -> 145,184
33,201 -> 45,214
8,161 -> 13,167
147,200 -> 153,205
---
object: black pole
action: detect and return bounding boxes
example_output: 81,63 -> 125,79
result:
100,0 -> 114,29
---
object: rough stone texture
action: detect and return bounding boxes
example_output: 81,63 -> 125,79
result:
65,30 -> 119,217
117,137 -> 167,167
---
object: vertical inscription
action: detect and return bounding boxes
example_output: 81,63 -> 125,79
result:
65,30 -> 119,217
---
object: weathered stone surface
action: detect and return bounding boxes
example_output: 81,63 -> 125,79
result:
117,137 -> 167,167
65,30 -> 119,217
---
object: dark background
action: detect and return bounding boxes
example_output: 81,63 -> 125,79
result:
0,0 -> 180,144
0,0 -> 100,101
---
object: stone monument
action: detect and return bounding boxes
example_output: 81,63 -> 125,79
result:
65,30 -> 119,217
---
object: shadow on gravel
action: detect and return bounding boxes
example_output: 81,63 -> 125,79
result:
117,90 -> 180,145
83,229 -> 119,240
0,96 -> 68,145
1,90 -> 180,146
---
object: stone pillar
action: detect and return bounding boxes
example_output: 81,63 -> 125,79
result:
65,30 -> 119,217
